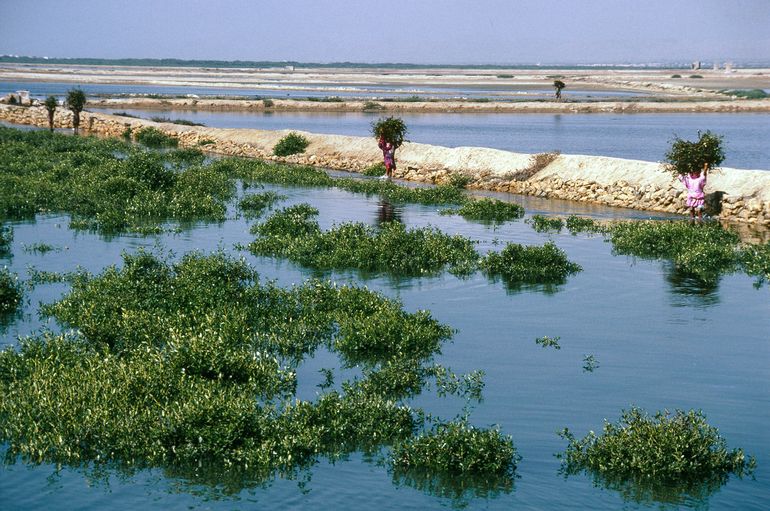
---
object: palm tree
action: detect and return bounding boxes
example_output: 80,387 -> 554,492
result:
65,88 -> 87,134
553,80 -> 566,101
44,96 -> 58,132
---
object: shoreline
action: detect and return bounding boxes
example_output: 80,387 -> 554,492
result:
84,96 -> 770,114
1,103 -> 769,232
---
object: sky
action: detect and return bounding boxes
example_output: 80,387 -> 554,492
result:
1,0 -> 769,65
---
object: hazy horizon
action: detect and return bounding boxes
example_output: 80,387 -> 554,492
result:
1,1 -> 768,66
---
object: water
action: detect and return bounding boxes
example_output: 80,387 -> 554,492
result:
1,178 -> 768,510
0,80 -> 651,102
92,108 -> 770,170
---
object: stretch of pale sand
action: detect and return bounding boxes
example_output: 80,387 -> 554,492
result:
3,63 -> 770,113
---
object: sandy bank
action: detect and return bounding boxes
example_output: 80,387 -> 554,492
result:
2,104 -> 769,228
86,97 -> 770,114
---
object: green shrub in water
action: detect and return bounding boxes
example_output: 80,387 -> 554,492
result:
528,214 -> 564,232
250,205 -> 479,277
0,250 -> 511,496
608,220 -> 739,282
135,126 -> 179,148
738,241 -> 770,287
0,267 -> 22,314
237,191 -> 286,217
0,224 -> 12,256
565,215 -> 606,235
559,408 -> 755,503
273,132 -> 309,157
480,241 -> 582,287
441,198 -> 524,223
392,420 -> 518,476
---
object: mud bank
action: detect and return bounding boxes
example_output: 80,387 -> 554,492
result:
3,103 -> 769,226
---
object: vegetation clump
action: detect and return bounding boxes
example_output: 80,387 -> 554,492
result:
738,241 -> 770,287
0,127 -> 232,232
720,89 -> 768,99
559,408 -> 755,503
528,214 -> 565,232
440,198 -> 525,224
480,241 -> 582,289
237,191 -> 286,217
0,250 -> 511,496
565,215 -> 606,235
0,224 -> 12,256
664,131 -> 724,177
371,116 -> 407,149
609,220 -> 739,283
135,126 -> 179,148
392,420 -> 518,475
0,267 -> 22,314
273,132 -> 309,156
44,96 -> 58,132
362,162 -> 386,176
149,116 -> 206,126
249,205 -> 479,277
535,335 -> 561,349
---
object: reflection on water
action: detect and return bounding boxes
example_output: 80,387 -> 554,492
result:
392,468 -> 515,507
376,199 -> 403,226
664,263 -> 721,307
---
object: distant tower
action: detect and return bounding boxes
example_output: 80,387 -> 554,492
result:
691,61 -> 701,70
713,62 -> 719,70
724,61 -> 733,73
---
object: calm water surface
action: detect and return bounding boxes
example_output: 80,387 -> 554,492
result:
93,108 -> 770,170
1,179 -> 768,510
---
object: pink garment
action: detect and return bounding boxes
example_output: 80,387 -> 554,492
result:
679,173 -> 707,208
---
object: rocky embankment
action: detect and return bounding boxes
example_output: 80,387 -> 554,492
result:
2,103 -> 769,226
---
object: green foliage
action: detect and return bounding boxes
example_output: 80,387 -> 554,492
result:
0,267 -> 22,314
608,220 -> 739,283
22,243 -> 60,254
440,198 -> 525,224
689,74 -> 703,78
391,420 -> 518,475
262,98 -> 274,108
0,250 -> 509,495
447,173 -> 471,189
44,96 -> 57,130
372,116 -> 408,148
535,335 -> 561,349
237,191 -> 286,217
565,215 -> 606,235
362,162 -> 386,176
480,241 -> 582,289
559,408 -> 755,504
664,131 -> 725,177
738,241 -> 770,287
528,214 -> 564,232
496,74 -> 514,79
273,132 -> 310,157
249,205 -> 479,277
671,74 -> 682,78
0,224 -> 12,256
135,126 -> 179,148
0,126 -> 232,233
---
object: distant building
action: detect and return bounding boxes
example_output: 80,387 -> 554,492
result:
691,61 -> 701,70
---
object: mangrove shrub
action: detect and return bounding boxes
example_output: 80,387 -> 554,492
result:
664,131 -> 725,177
273,132 -> 309,156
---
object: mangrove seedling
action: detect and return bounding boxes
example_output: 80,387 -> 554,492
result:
558,408 -> 755,504
371,116 -> 407,149
135,126 -> 179,148
0,267 -> 22,314
535,335 -> 561,350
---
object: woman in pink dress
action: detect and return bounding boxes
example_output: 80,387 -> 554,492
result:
678,162 -> 709,222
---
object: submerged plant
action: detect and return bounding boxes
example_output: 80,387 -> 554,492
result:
0,224 -> 12,256
1,250 -> 512,497
535,335 -> 561,350
249,205 -> 479,277
559,408 -> 755,504
480,241 -> 582,289
0,267 -> 22,314
528,214 -> 564,233
440,198 -> 524,224
608,220 -> 739,283
237,191 -> 287,217
738,241 -> 770,288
